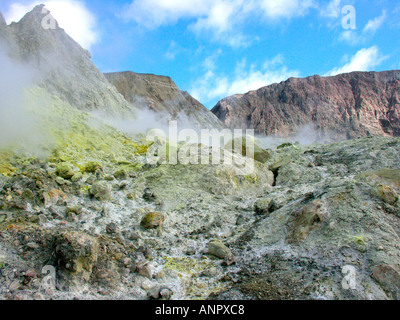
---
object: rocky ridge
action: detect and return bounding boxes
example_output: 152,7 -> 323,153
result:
212,71 -> 400,141
105,71 -> 224,129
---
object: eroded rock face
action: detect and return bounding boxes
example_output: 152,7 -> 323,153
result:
104,71 -> 224,129
212,71 -> 400,140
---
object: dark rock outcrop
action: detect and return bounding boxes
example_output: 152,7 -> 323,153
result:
105,71 -> 224,129
212,71 -> 400,140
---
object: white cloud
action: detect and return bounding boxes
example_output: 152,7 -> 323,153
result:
363,10 -> 386,34
4,0 -> 98,50
259,0 -> 316,19
326,46 -> 388,76
338,11 -> 387,46
320,0 -> 342,18
122,0 -> 316,47
190,54 -> 300,105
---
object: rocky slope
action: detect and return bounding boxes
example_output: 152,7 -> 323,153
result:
105,71 -> 224,129
1,135 -> 399,300
212,71 -> 400,141
0,5 -> 132,114
0,5 -> 400,302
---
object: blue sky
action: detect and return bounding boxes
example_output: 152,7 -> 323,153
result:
1,0 -> 399,109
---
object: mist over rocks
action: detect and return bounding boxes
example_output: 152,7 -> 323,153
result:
212,71 -> 400,141
0,12 -> 6,27
104,71 -> 224,130
1,5 -> 133,115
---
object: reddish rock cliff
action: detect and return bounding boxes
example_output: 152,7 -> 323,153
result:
212,71 -> 400,140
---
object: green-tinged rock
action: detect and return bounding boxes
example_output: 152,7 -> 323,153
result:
90,181 -> 112,202
140,212 -> 165,229
71,172 -> 83,183
277,142 -> 294,150
113,169 -> 128,180
0,213 -> 7,223
373,184 -> 399,205
84,162 -> 102,173
56,177 -> 66,185
66,205 -> 83,215
271,156 -> 292,171
225,136 -> 271,163
56,162 -> 75,179
358,168 -> 400,188
254,198 -> 276,215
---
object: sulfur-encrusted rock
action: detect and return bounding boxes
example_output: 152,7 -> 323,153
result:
90,181 -> 112,202
113,169 -> 128,180
84,162 -> 102,173
55,162 -> 75,180
374,184 -> 399,205
140,212 -> 165,229
55,231 -> 99,281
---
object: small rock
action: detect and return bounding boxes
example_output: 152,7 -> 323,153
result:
114,170 -> 128,180
56,177 -> 66,185
148,286 -> 173,300
104,175 -> 115,181
140,212 -> 165,229
56,162 -> 75,179
254,198 -> 276,215
26,242 -> 40,250
374,184 -> 398,205
66,205 -> 83,215
159,288 -> 173,300
138,262 -> 153,279
71,172 -> 83,183
0,213 -> 8,223
156,270 -> 166,280
186,247 -> 196,256
106,223 -> 120,235
66,212 -> 77,222
372,264 -> 400,299
84,162 -> 102,173
33,293 -> 43,300
138,245 -> 153,260
208,240 -> 235,261
9,280 -> 21,292
236,214 -> 248,226
38,214 -> 49,224
25,270 -> 37,278
90,181 -> 112,202
143,188 -> 156,201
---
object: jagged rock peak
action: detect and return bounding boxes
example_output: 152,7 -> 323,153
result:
4,5 -> 133,114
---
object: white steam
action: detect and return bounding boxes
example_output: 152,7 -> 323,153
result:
0,47 -> 47,154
